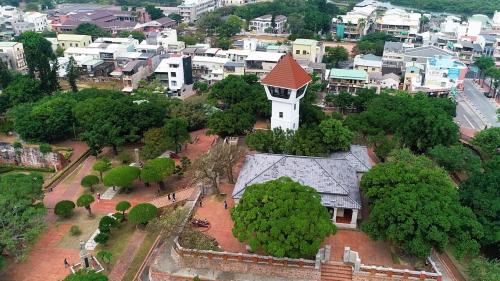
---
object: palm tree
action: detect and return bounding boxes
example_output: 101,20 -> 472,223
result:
357,18 -> 366,38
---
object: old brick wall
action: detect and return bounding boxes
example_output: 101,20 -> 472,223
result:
171,248 -> 321,281
353,271 -> 438,281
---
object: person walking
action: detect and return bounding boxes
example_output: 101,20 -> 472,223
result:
167,193 -> 171,200
199,199 -> 203,207
96,193 -> 101,203
64,258 -> 69,268
224,200 -> 228,209
172,192 -> 176,202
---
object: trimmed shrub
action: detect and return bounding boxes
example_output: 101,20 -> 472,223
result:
70,225 -> 81,236
54,200 -> 76,218
128,203 -> 158,225
94,232 -> 110,245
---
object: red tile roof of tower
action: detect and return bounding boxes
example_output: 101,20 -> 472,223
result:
261,53 -> 312,89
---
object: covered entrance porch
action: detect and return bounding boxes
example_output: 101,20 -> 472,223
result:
329,207 -> 359,229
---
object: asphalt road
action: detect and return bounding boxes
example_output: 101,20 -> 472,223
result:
455,79 -> 499,130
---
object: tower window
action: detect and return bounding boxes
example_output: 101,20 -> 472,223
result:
279,112 -> 283,118
294,104 -> 296,110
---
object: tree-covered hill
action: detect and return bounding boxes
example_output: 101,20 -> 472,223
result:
385,0 -> 498,16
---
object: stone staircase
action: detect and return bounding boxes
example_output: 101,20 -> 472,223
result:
321,262 -> 353,281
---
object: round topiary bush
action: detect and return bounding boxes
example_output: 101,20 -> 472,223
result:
54,200 -> 76,218
94,232 -> 110,245
128,203 -> 158,225
98,216 -> 118,233
70,225 -> 81,236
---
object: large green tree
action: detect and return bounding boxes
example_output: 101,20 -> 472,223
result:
164,118 -> 190,153
128,203 -> 158,225
460,168 -> 500,248
474,56 -> 495,85
468,257 -> 500,281
75,23 -> 110,38
67,56 -> 79,93
17,32 -> 58,92
207,105 -> 255,137
103,165 -> 140,191
145,5 -> 165,20
0,173 -> 46,261
427,144 -> 481,175
8,95 -> 76,142
322,46 -> 349,68
141,127 -> 170,160
355,32 -> 398,56
231,177 -> 336,258
471,127 -> 500,159
140,157 -> 175,188
318,118 -> 353,152
360,149 -> 483,258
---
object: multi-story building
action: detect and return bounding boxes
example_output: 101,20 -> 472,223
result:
23,11 -> 48,32
382,42 -> 413,72
332,5 -> 376,40
223,61 -> 245,77
178,0 -> 217,23
192,55 -> 229,84
57,34 -> 92,50
374,9 -> 421,42
0,41 -> 26,71
244,51 -> 285,79
50,8 -> 139,33
353,54 -> 382,73
327,68 -> 369,93
403,45 -> 457,69
145,29 -> 185,53
292,39 -> 324,63
154,55 -> 193,96
249,14 -> 287,34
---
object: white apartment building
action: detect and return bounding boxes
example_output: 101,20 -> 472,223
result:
145,29 -> 185,53
244,51 -> 285,79
23,11 -> 48,32
353,54 -> 382,73
64,47 -> 101,60
249,14 -> 287,34
226,49 -> 251,62
292,39 -> 324,63
494,38 -> 500,67
192,55 -> 229,84
0,41 -> 26,71
155,55 -> 194,95
0,5 -> 22,22
178,0 -> 217,22
332,5 -> 376,40
375,9 -> 421,41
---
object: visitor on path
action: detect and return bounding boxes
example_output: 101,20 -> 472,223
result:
167,193 -> 171,200
64,258 -> 69,268
199,199 -> 203,207
172,192 -> 176,202
96,193 -> 101,203
224,200 -> 228,209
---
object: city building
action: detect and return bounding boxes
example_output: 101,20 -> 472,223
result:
23,11 -> 48,32
332,5 -> 376,40
261,54 -> 312,131
178,0 -> 217,23
137,17 -> 176,32
381,42 -> 414,73
249,14 -> 287,34
233,145 -> 372,229
63,47 -> 101,59
223,61 -> 245,78
374,9 -> 421,42
155,55 -> 193,96
353,54 -> 382,73
121,60 -> 150,92
403,45 -> 457,68
292,39 -> 324,63
57,34 -> 92,50
191,55 -> 229,84
0,41 -> 26,71
494,38 -> 500,66
244,51 -> 285,78
327,68 -> 369,93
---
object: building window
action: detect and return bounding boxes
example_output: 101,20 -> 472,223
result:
279,112 -> 283,118
412,58 -> 417,61
171,72 -> 177,77
171,81 -> 177,86
294,104 -> 296,110
76,43 -> 79,47
302,50 -> 307,55
70,43 -> 72,47
295,50 -> 300,54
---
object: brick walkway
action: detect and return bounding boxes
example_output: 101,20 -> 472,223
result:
149,187 -> 196,208
107,229 -> 147,281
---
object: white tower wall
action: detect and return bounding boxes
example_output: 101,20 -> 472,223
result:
271,100 -> 300,131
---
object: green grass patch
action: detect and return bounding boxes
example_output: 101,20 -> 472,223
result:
96,221 -> 137,273
121,231 -> 159,281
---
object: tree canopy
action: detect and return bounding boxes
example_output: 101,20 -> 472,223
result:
360,149 -> 483,258
63,269 -> 108,281
103,165 -> 140,190
164,117 -> 190,153
129,203 -> 158,225
471,127 -> 500,159
75,23 -> 110,37
427,145 -> 481,175
231,177 -> 336,258
140,157 -> 175,186
355,32 -> 398,56
0,173 -> 46,260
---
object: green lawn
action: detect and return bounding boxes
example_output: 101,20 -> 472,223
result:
95,222 -> 137,273
121,231 -> 159,281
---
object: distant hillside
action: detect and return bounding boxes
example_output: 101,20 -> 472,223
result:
384,0 -> 498,16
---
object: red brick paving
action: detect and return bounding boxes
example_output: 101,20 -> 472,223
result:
323,230 -> 411,270
194,183 -> 247,254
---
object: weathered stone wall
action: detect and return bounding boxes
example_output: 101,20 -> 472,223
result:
0,144 -> 63,169
171,247 -> 321,281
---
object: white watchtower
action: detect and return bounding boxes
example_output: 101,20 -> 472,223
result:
261,54 -> 312,131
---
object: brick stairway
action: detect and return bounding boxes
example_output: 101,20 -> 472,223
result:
321,262 -> 353,281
